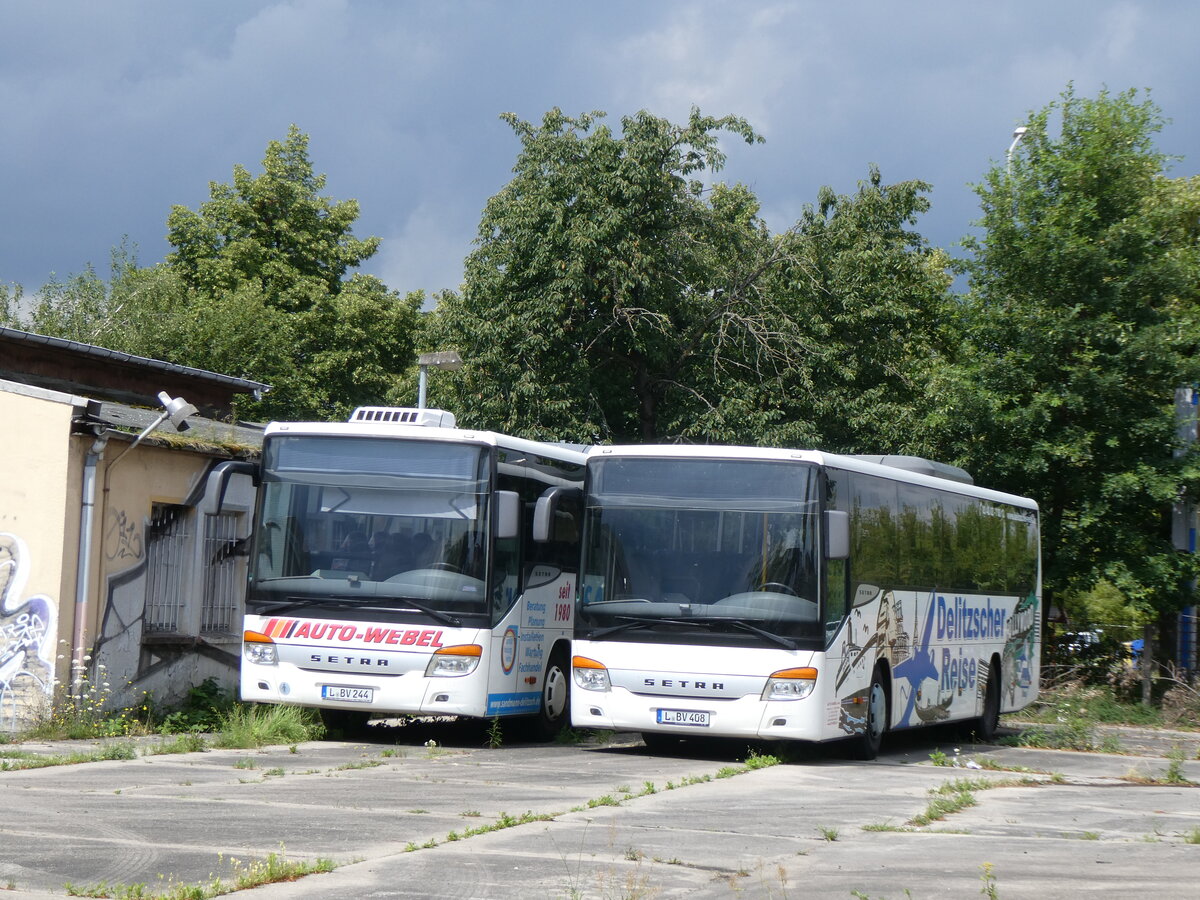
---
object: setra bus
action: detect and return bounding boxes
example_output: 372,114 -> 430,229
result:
559,445 -> 1040,758
240,407 -> 586,736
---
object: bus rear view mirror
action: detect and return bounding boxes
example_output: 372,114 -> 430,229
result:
495,490 -> 521,540
533,486 -> 582,542
825,510 -> 849,559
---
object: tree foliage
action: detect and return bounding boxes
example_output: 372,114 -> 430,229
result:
426,107 -> 953,449
952,86 -> 1200,617
166,126 -> 379,313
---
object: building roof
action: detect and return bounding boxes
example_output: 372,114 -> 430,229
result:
0,325 -> 270,417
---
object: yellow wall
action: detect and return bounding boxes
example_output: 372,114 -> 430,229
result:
0,386 -> 79,724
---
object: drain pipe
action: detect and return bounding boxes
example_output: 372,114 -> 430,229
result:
73,430 -> 110,691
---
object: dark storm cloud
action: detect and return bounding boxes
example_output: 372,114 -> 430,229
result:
2,1 -> 1197,301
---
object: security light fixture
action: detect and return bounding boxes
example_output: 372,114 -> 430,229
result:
158,391 -> 198,432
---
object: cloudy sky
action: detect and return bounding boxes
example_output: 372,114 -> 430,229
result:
3,1 -> 1197,302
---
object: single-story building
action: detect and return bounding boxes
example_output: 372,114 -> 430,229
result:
1,325 -> 269,732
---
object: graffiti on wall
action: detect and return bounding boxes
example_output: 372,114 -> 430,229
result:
104,508 -> 144,561
0,533 -> 56,730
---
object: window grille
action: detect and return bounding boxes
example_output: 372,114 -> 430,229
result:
144,504 -> 190,632
202,513 -> 242,634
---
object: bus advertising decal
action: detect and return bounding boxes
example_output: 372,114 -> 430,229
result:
258,617 -> 445,649
501,627 -> 518,674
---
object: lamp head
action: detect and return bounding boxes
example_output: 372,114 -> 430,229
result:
157,391 -> 198,432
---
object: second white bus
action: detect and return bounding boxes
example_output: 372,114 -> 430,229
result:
562,446 -> 1040,758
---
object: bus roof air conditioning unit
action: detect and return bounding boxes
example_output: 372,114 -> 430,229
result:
852,455 -> 973,485
348,407 -> 457,428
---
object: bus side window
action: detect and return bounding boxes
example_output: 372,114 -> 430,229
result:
824,470 -> 850,631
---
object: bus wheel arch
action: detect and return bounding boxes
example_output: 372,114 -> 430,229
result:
848,663 -> 890,760
531,640 -> 571,740
968,655 -> 1003,743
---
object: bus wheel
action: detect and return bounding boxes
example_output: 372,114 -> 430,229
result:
531,648 -> 571,741
848,667 -> 888,760
967,660 -> 1002,743
319,708 -> 371,740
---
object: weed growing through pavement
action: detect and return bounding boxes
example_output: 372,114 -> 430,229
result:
0,743 -> 136,770
150,734 -> 207,755
210,704 -> 322,750
485,717 -> 503,749
335,758 -> 382,771
1163,745 -> 1192,784
63,847 -> 335,899
423,739 -> 448,759
979,862 -> 999,900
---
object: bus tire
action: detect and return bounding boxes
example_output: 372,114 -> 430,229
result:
967,659 -> 1002,743
319,707 -> 371,740
530,646 -> 571,741
847,666 -> 888,760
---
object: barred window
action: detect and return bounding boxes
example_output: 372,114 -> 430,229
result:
144,504 -> 190,633
201,513 -> 243,634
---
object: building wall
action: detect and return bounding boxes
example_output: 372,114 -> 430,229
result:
3,380 -> 258,733
91,442 -> 255,713
0,387 -> 79,730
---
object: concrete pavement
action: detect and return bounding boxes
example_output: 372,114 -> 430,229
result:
1,720 -> 1197,899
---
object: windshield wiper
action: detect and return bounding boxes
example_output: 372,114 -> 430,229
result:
586,614 -> 798,650
714,618 -> 799,650
587,615 -> 692,639
588,615 -> 730,640
380,598 -> 461,628
247,597 -> 461,627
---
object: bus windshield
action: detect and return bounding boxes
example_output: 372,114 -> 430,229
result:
248,436 -> 491,615
579,457 -> 823,645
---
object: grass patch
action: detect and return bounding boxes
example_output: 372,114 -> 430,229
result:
908,776 -> 1034,827
64,849 -> 335,899
0,743 -> 137,770
335,759 -> 383,771
210,705 -> 324,750
148,734 -> 208,755
1015,681 -> 1168,730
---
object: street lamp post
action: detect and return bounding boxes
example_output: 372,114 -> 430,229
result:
1006,126 -> 1028,176
417,351 -> 463,409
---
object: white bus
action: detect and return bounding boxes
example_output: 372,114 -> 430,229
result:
240,408 -> 586,737
563,446 -> 1040,758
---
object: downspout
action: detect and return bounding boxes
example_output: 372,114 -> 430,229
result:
73,430 -> 110,691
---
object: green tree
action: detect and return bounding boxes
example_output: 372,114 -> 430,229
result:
166,125 -> 379,313
427,108 -> 953,449
952,86 -> 1200,641
721,169 -> 956,454
2,282 -> 25,327
426,108 -> 765,441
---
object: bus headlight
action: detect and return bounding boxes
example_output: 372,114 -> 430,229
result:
572,656 -> 610,692
761,667 -> 817,701
425,644 -> 483,677
242,631 -> 278,666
